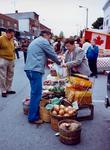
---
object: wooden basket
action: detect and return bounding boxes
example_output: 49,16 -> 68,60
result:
40,98 -> 50,106
58,119 -> 81,145
40,99 -> 51,123
50,111 -> 77,132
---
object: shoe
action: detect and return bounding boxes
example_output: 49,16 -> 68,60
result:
2,92 -> 7,97
89,73 -> 94,77
7,91 -> 16,94
29,119 -> 43,124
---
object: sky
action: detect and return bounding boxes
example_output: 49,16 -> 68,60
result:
0,0 -> 107,37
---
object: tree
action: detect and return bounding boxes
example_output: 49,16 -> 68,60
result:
59,31 -> 64,38
92,17 -> 103,29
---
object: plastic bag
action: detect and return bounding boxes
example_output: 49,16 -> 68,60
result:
52,63 -> 68,78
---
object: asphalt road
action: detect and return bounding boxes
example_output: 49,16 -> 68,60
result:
0,52 -> 110,150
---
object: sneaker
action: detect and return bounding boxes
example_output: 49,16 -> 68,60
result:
7,91 -> 16,94
89,73 -> 94,77
29,119 -> 43,124
2,92 -> 7,97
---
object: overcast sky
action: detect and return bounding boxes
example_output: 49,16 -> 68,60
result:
0,0 -> 107,37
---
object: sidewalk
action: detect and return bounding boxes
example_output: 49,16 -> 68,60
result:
0,53 -> 110,150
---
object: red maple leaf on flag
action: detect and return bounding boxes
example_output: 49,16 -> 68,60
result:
93,35 -> 104,45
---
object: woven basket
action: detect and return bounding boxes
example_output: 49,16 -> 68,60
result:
40,99 -> 51,123
58,119 -> 81,145
50,111 -> 77,132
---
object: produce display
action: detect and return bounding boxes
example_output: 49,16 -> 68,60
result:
22,63 -> 94,145
49,87 -> 65,93
68,76 -> 92,90
51,105 -> 77,117
59,122 -> 80,132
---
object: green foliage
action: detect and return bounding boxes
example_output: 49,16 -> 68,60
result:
59,31 -> 64,38
92,17 -> 103,29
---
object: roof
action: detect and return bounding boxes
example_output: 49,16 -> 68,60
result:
6,11 -> 39,20
0,13 -> 18,22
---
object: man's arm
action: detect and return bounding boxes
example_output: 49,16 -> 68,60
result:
40,40 -> 61,65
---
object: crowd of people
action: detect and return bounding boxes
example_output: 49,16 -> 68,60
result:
0,28 -> 99,124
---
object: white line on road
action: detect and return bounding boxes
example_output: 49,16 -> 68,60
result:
93,100 -> 105,103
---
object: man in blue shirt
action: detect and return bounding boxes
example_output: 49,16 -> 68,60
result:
86,40 -> 99,78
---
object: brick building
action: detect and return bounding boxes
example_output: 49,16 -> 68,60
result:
6,11 -> 51,39
0,13 -> 19,37
40,23 -> 51,32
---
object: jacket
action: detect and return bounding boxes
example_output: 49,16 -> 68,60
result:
24,36 -> 60,74
86,45 -> 99,60
0,35 -> 15,60
65,47 -> 91,76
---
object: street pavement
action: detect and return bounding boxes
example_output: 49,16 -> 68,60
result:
0,52 -> 110,150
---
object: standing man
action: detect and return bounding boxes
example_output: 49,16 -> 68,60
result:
86,40 -> 99,78
24,30 -> 61,124
21,39 -> 30,63
0,28 -> 16,97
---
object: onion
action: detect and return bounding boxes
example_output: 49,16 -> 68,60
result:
63,113 -> 69,117
59,109 -> 65,116
54,105 -> 60,112
52,110 -> 57,115
64,107 -> 69,113
60,105 -> 65,109
68,106 -> 73,110
68,110 -> 74,116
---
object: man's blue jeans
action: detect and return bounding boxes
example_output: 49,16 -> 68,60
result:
25,70 -> 42,122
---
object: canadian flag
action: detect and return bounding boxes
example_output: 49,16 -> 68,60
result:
84,30 -> 110,50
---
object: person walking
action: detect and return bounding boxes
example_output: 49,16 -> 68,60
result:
21,39 -> 30,63
62,38 -> 91,76
24,30 -> 61,124
0,28 -> 16,97
14,38 -> 20,59
86,40 -> 99,78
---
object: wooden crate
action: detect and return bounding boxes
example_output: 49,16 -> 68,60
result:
76,104 -> 94,121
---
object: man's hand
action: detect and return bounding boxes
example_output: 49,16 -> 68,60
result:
61,63 -> 67,67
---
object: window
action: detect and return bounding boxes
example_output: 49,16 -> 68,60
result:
14,23 -> 17,29
0,19 -> 4,26
7,21 -> 10,26
106,19 -> 109,26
